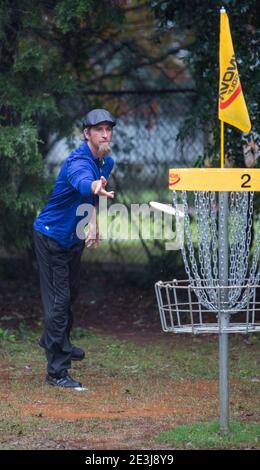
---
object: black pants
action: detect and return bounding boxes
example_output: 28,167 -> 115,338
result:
33,230 -> 84,377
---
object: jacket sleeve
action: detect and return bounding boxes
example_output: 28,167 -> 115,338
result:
67,160 -> 94,197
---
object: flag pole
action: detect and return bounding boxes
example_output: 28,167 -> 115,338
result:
218,4 -> 251,433
220,120 -> 225,168
219,6 -> 226,170
219,6 -> 229,434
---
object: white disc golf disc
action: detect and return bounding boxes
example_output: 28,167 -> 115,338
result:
149,201 -> 184,217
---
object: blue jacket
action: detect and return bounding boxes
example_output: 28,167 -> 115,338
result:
34,141 -> 114,247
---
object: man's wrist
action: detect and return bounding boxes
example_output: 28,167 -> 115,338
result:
91,181 -> 96,193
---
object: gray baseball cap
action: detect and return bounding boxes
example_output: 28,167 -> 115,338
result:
82,109 -> 116,129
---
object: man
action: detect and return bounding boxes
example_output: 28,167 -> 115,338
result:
33,108 -> 116,389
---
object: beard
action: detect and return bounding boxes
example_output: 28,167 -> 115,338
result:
97,142 -> 111,158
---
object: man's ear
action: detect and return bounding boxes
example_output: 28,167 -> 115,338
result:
83,128 -> 90,140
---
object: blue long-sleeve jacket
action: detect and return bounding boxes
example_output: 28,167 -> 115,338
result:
34,141 -> 114,247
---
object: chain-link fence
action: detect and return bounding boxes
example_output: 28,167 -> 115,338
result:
46,91 -> 204,270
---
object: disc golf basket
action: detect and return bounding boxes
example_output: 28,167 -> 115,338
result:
154,182 -> 260,433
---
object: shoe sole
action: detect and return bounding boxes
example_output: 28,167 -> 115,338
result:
45,380 -> 82,388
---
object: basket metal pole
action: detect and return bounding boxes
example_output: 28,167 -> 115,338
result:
219,192 -> 230,433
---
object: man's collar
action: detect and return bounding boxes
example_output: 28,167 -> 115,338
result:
82,141 -> 105,167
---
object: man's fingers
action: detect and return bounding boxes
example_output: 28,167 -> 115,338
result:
99,188 -> 114,198
97,188 -> 115,199
100,176 -> 107,187
94,180 -> 102,195
85,239 -> 99,249
105,190 -> 114,199
85,238 -> 96,248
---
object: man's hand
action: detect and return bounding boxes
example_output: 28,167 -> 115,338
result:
85,224 -> 99,248
91,176 -> 114,199
85,206 -> 99,248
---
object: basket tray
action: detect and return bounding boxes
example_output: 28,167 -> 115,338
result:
155,280 -> 260,334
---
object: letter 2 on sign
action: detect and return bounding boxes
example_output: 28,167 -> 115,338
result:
241,174 -> 251,189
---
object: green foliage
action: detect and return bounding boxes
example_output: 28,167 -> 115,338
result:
0,327 -> 16,342
54,0 -> 95,33
0,121 -> 46,250
152,0 -> 260,166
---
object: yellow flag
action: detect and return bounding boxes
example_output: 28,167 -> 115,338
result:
218,9 -> 251,133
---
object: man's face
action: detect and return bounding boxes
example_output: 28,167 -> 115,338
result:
85,122 -> 113,157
